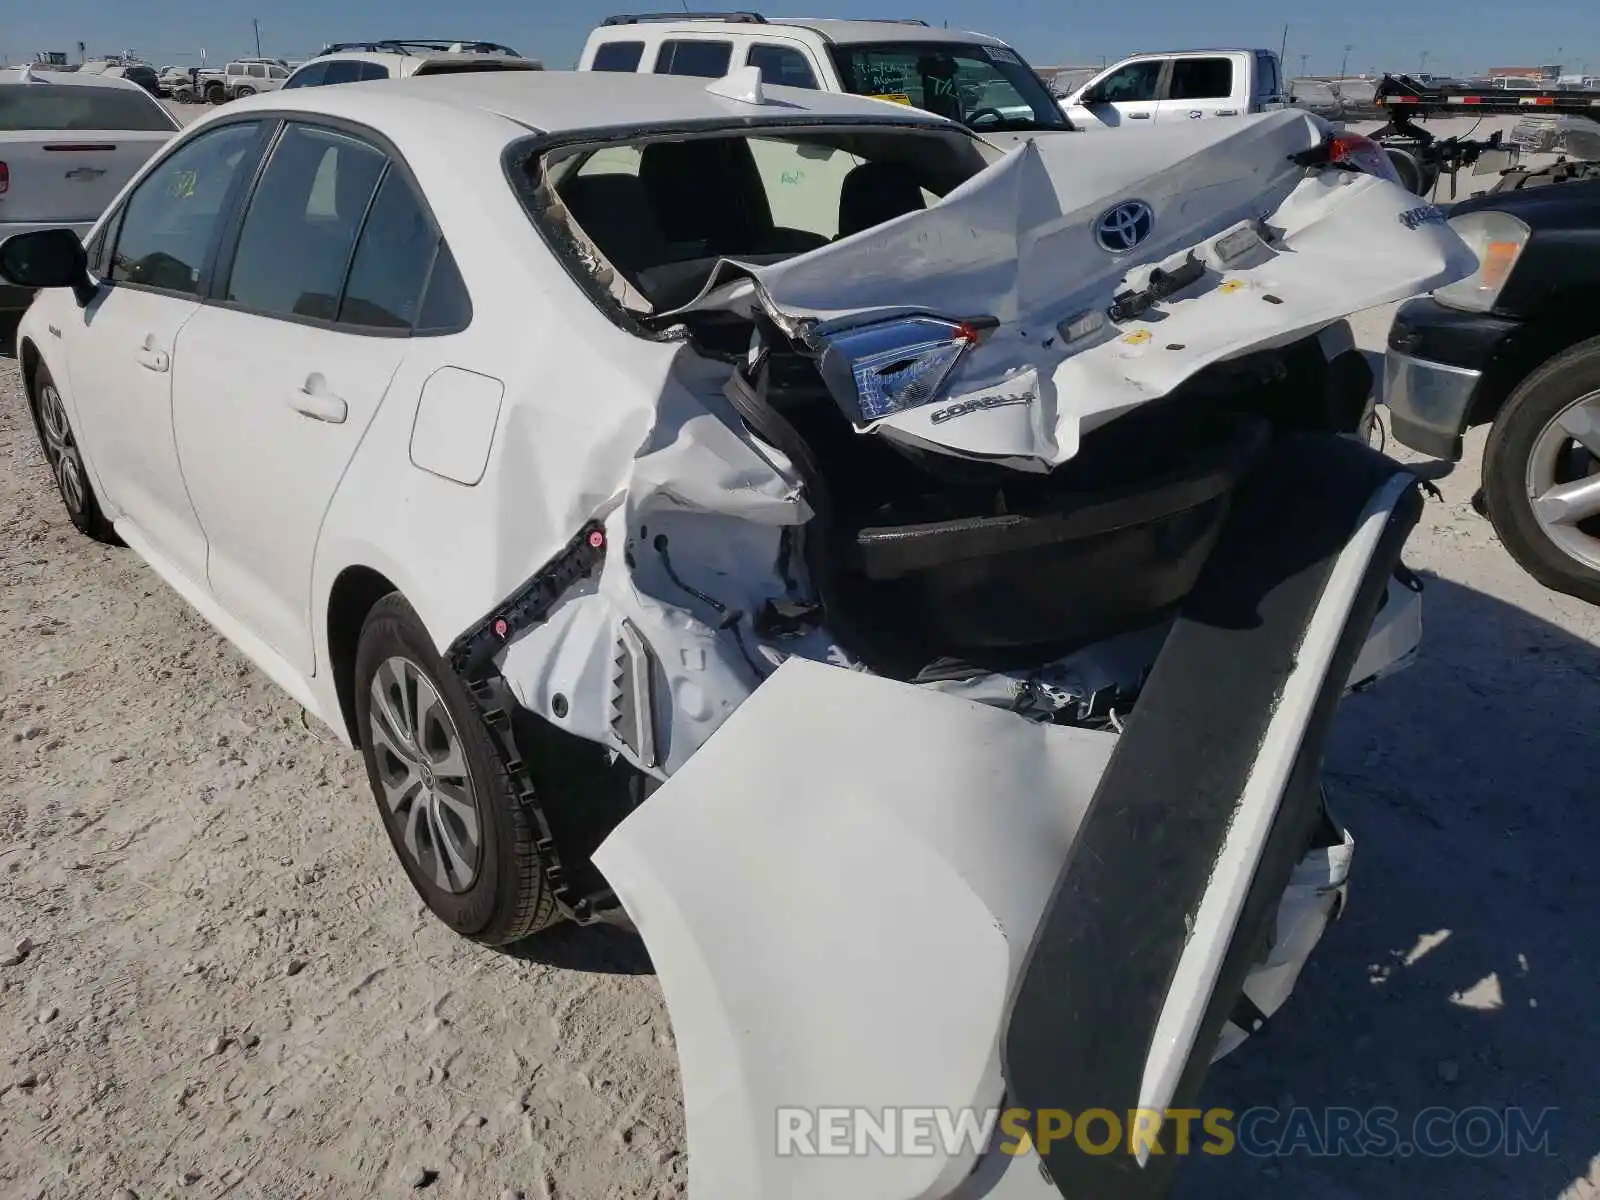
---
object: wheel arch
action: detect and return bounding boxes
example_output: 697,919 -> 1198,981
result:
1469,320 -> 1600,429
19,336 -> 41,400
326,564 -> 403,745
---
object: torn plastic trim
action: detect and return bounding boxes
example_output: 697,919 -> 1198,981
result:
445,518 -> 618,924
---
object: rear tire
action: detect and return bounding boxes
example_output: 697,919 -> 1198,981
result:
28,363 -> 119,544
205,85 -> 226,105
353,593 -> 561,946
1482,336 -> 1600,604
233,85 -> 255,98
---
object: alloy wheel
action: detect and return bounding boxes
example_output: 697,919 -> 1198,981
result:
1525,388 -> 1600,573
36,382 -> 89,518
367,656 -> 483,894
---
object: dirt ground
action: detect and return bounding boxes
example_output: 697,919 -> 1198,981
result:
2,110 -> 1598,1200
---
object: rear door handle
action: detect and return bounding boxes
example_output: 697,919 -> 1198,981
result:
1129,111 -> 1152,119
137,346 -> 170,372
289,386 -> 347,424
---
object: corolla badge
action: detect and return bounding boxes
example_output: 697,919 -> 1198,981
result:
1094,199 -> 1156,253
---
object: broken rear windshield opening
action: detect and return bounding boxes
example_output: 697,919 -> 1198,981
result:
520,125 -> 992,319
828,41 -> 1071,132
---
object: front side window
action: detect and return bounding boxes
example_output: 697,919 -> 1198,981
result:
592,41 -> 645,72
108,121 -> 263,294
269,66 -> 289,80
1169,57 -> 1234,101
283,61 -> 328,88
829,41 -> 1069,131
746,44 -> 819,90
0,86 -> 177,132
654,40 -> 733,79
224,123 -> 386,320
1094,59 -> 1163,103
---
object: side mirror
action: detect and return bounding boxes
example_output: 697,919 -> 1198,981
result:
0,228 -> 95,308
1078,86 -> 1104,106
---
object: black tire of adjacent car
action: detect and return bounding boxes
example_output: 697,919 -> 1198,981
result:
234,86 -> 255,98
28,362 -> 120,544
1482,335 -> 1600,604
353,593 -> 561,946
206,85 -> 227,104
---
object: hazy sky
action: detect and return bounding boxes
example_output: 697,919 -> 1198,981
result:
6,0 -> 1597,76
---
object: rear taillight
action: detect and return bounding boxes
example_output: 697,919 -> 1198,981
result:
1324,132 -> 1403,185
0,161 -> 9,196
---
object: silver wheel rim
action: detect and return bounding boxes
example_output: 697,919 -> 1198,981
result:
37,383 -> 88,517
368,657 -> 482,894
1525,388 -> 1600,573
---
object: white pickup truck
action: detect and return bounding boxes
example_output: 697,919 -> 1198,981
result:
1057,48 -> 1288,131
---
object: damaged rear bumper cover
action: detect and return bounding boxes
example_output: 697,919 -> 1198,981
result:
585,436 -> 1422,1200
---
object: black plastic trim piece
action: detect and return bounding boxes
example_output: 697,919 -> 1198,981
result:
445,520 -> 616,924
447,520 -> 609,680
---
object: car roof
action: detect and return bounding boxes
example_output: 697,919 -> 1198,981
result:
299,50 -> 543,72
219,67 -> 956,134
594,17 -> 1007,48
0,66 -> 151,92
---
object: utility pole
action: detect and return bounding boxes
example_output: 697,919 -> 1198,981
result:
1278,23 -> 1288,68
1420,50 -> 1430,77
252,18 -> 262,59
1339,44 -> 1352,80
1300,53 -> 1310,77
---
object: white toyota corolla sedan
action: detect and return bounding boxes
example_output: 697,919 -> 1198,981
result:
1,68 -> 1471,1198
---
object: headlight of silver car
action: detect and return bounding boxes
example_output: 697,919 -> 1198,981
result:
1431,210 -> 1531,314
813,314 -> 998,423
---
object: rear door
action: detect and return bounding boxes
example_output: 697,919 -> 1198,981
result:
1155,54 -> 1241,122
1066,57 -> 1167,129
0,83 -> 178,227
170,120 -> 449,674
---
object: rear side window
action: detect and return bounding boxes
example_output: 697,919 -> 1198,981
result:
654,40 -> 733,78
0,87 -> 176,132
224,123 -> 387,320
746,44 -> 819,89
338,169 -> 438,329
1168,57 -> 1234,101
592,41 -> 645,72
248,64 -> 268,79
321,59 -> 387,85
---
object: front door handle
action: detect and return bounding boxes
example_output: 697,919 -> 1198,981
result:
289,384 -> 348,424
1129,111 -> 1151,119
137,346 -> 170,372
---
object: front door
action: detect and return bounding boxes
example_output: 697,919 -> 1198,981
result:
1068,57 -> 1165,129
172,122 -> 438,674
63,119 -> 268,586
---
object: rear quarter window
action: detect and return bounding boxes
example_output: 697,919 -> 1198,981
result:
654,40 -> 733,79
592,41 -> 645,72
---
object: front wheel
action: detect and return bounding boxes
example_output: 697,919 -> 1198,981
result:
1482,336 -> 1600,603
233,85 -> 255,98
353,593 -> 560,945
29,364 -> 119,543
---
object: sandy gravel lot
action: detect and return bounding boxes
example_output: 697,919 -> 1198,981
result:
2,106 -> 1597,1200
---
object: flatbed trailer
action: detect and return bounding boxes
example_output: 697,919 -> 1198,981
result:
1368,74 -> 1600,196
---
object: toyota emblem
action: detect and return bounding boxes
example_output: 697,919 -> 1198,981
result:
1094,200 -> 1155,253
